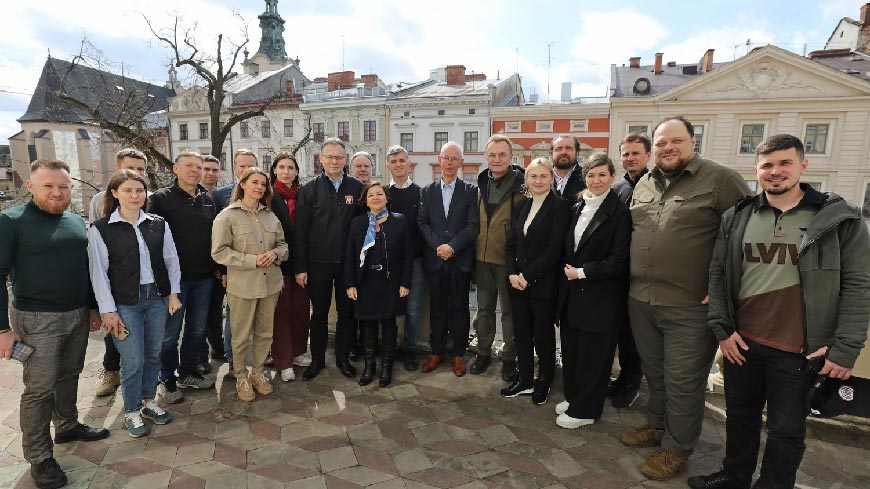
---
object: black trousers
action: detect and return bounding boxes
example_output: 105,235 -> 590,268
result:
307,262 -> 354,362
615,314 -> 643,384
428,262 -> 470,357
722,338 -> 814,489
508,287 -> 556,386
201,274 -> 226,359
360,318 -> 397,355
560,323 -> 617,419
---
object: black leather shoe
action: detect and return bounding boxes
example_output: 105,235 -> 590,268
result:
469,355 -> 491,375
687,469 -> 739,489
403,350 -> 418,372
302,358 -> 324,381
606,378 -> 622,397
531,381 -> 550,405
611,382 -> 640,409
54,423 -> 109,444
348,346 -> 361,362
500,379 -> 533,398
31,457 -> 67,489
336,356 -> 357,378
501,360 -> 519,382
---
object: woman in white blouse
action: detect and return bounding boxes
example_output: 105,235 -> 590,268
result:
554,154 -> 632,429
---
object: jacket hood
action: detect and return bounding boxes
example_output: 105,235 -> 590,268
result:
477,165 -> 525,191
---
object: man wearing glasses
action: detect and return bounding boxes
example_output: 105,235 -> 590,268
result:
294,138 -> 364,380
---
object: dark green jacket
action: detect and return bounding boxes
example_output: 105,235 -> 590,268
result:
707,184 -> 870,368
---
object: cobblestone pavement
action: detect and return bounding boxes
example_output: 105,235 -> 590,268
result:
1,332 -> 868,489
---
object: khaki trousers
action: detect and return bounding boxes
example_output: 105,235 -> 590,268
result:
228,292 -> 280,377
472,261 -> 515,359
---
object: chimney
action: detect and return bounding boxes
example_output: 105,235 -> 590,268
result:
360,74 -> 378,89
445,65 -> 467,85
862,3 -> 870,24
703,49 -> 714,73
466,73 -> 487,81
860,4 -> 870,54
629,56 -> 641,68
654,53 -> 663,74
667,61 -> 676,67
327,70 -> 355,92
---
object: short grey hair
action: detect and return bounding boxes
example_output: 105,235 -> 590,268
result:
440,141 -> 464,158
320,137 -> 347,153
350,151 -> 374,166
386,145 -> 408,158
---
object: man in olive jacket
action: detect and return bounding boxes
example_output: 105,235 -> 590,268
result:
688,134 -> 870,489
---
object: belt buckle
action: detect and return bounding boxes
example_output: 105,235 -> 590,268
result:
373,264 -> 383,271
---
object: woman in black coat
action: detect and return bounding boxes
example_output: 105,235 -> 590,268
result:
345,181 -> 413,387
503,158 -> 570,405
555,153 -> 632,429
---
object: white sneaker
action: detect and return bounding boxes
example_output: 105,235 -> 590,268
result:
292,353 -> 312,367
556,413 -> 594,429
280,367 -> 296,382
555,400 -> 569,415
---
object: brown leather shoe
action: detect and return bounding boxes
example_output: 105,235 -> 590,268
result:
621,423 -> 664,447
421,354 -> 445,373
452,356 -> 466,377
642,448 -> 687,480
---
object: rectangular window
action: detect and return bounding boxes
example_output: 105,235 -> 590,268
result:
363,120 -> 376,142
313,154 -> 322,174
740,123 -> 765,154
570,120 -> 588,132
464,131 -> 479,152
283,119 -> 294,138
261,120 -> 270,138
469,108 -> 476,115
400,133 -> 414,152
313,123 -> 324,142
179,123 -> 188,140
627,124 -> 648,135
694,124 -> 705,154
504,122 -> 520,133
220,152 -> 227,170
261,153 -> 271,167
437,109 -> 445,116
804,123 -> 829,155
337,121 -> 350,141
403,111 -> 410,117
536,121 -> 553,132
240,122 -> 249,139
199,122 -> 208,140
434,132 -> 448,152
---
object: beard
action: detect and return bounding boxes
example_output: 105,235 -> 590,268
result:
761,180 -> 797,195
33,195 -> 70,215
655,155 -> 691,177
554,156 -> 575,170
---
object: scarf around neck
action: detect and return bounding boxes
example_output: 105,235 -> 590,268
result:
274,180 -> 299,224
360,209 -> 389,267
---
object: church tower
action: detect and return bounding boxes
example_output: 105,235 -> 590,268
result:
242,0 -> 298,74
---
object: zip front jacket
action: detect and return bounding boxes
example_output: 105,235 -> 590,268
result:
707,185 -> 870,368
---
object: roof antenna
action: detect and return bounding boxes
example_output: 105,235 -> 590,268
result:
47,48 -> 51,59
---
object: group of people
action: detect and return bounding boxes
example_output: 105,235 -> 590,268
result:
0,115 -> 867,489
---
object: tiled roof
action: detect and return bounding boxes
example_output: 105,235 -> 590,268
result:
810,50 -> 870,82
610,62 -> 727,98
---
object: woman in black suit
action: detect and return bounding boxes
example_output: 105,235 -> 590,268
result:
503,158 -> 570,405
345,181 -> 413,387
555,153 -> 632,429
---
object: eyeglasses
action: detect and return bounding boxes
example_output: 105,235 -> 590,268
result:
321,155 -> 347,162
440,157 -> 462,163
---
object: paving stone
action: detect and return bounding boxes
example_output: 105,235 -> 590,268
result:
406,467 -> 476,488
393,448 -> 435,476
319,445 -> 359,473
330,465 -> 397,486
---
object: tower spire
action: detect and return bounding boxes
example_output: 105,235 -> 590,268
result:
255,0 -> 288,63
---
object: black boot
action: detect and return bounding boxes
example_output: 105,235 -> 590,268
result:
359,349 -> 377,386
379,348 -> 395,387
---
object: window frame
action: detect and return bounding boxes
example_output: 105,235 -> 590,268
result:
738,122 -> 767,155
283,119 -> 294,138
464,131 -> 479,153
198,122 -> 208,140
337,121 -> 350,142
434,131 -> 449,152
179,123 -> 188,141
400,132 -> 414,152
240,121 -> 249,139
626,124 -> 649,136
313,122 -> 325,143
535,121 -> 553,133
803,121 -> 832,157
260,120 -> 271,139
363,120 -> 377,142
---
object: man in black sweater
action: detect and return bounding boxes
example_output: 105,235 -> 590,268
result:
385,145 -> 424,371
149,151 -> 218,403
294,138 -> 364,380
0,160 -> 108,489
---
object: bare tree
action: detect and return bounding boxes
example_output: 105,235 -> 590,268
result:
144,13 -> 285,159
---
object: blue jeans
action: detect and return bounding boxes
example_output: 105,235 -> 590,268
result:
160,277 -> 212,381
223,304 -> 233,362
114,284 -> 168,412
403,257 -> 424,351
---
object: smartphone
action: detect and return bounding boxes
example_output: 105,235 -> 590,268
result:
11,341 -> 34,362
114,326 -> 129,341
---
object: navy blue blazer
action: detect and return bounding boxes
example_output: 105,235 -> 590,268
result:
417,179 -> 479,273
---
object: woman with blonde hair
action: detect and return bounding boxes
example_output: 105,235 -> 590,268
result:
212,167 -> 288,401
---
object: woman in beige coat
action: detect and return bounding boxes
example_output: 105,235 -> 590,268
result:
212,167 -> 288,401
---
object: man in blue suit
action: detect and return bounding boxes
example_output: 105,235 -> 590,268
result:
418,141 -> 479,377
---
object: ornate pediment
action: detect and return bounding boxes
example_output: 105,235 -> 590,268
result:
703,62 -> 824,98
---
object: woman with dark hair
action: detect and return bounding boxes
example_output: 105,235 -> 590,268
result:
212,167 -> 288,402
344,181 -> 413,387
502,158 -> 570,405
555,153 -> 632,429
268,152 -> 311,382
89,170 -> 182,438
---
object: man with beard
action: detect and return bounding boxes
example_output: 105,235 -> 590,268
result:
622,116 -> 750,480
551,134 -> 585,200
0,160 -> 109,488
688,135 -> 870,489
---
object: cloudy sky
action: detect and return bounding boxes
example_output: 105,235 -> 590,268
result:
1,0 -> 861,145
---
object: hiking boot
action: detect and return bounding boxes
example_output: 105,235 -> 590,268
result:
621,424 -> 664,447
94,368 -> 120,397
236,376 -> 255,402
642,448 -> 688,480
249,371 -> 273,395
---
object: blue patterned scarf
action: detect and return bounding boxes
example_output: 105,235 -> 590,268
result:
360,209 -> 389,267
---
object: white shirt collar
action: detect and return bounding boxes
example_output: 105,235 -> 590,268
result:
108,208 -> 151,225
389,177 -> 413,189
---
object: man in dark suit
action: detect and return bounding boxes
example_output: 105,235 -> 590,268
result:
418,141 -> 479,377
552,135 -> 586,201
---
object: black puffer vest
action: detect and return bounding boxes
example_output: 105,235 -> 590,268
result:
93,214 -> 171,305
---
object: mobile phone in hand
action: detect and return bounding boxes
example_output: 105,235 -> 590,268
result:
11,341 -> 34,362
114,326 -> 129,341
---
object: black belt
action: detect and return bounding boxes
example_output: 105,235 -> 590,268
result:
367,264 -> 384,271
